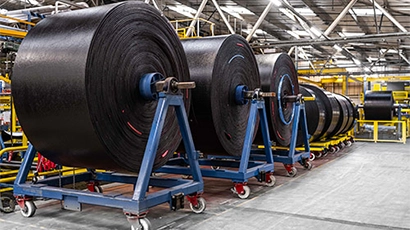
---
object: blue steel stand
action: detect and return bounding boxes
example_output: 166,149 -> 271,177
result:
13,76 -> 205,229
252,99 -> 311,177
157,88 -> 275,199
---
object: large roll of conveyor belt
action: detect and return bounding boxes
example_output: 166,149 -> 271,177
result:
329,94 -> 349,137
364,91 -> 394,120
301,84 -> 340,139
256,53 -> 299,146
181,35 -> 260,156
298,86 -> 325,143
12,2 -> 190,172
334,94 -> 356,134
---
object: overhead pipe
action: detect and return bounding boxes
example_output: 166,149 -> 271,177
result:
246,1 -> 274,42
250,32 -> 410,48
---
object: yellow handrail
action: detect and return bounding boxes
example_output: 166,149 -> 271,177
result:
0,14 -> 36,26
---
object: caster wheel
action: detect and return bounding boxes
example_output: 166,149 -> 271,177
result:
20,201 -> 36,218
0,192 -> 16,213
309,153 -> 315,161
287,167 -> 297,177
265,175 -> 276,187
181,175 -> 192,179
94,185 -> 103,193
329,147 -> 336,154
304,162 -> 312,170
189,197 -> 206,214
346,141 -> 352,147
237,185 -> 251,199
210,166 -> 220,170
335,146 -> 340,153
316,151 -> 323,158
131,218 -> 152,230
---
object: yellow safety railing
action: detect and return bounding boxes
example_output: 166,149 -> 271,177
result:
0,167 -> 87,183
0,146 -> 28,156
170,18 -> 215,39
393,91 -> 409,103
354,120 -> 407,144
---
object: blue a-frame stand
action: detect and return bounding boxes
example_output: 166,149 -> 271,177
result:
156,89 -> 276,199
252,99 -> 312,177
13,82 -> 205,229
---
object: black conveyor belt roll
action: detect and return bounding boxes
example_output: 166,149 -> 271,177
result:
329,94 -> 349,137
256,53 -> 299,146
335,94 -> 356,134
298,86 -> 325,142
364,91 -> 394,120
181,35 -> 260,156
301,84 -> 340,139
12,2 -> 190,172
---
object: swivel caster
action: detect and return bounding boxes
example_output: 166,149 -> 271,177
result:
328,146 -> 337,154
316,151 -> 323,158
288,167 -> 297,177
20,200 -> 36,218
304,161 -> 312,170
232,184 -> 251,199
284,164 -> 297,177
265,175 -> 276,187
309,152 -> 315,161
93,185 -> 103,193
131,218 -> 152,230
87,181 -> 103,193
334,146 -> 340,153
0,192 -> 16,213
189,197 -> 206,214
322,149 -> 329,157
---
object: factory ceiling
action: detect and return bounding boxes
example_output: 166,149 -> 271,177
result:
1,0 -> 410,77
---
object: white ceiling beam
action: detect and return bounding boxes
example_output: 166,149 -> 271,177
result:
323,0 -> 358,37
246,1 -> 274,42
186,0 -> 208,37
210,0 -> 235,34
369,0 -> 407,32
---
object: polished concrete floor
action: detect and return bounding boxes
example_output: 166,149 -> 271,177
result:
1,141 -> 409,230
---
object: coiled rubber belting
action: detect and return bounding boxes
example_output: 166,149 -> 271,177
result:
255,53 -> 299,147
181,35 -> 260,156
334,94 -> 356,135
364,91 -> 394,120
12,2 -> 190,172
298,86 -> 326,143
301,84 -> 340,139
300,84 -> 356,141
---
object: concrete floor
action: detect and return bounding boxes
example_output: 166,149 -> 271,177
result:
1,141 -> 409,230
